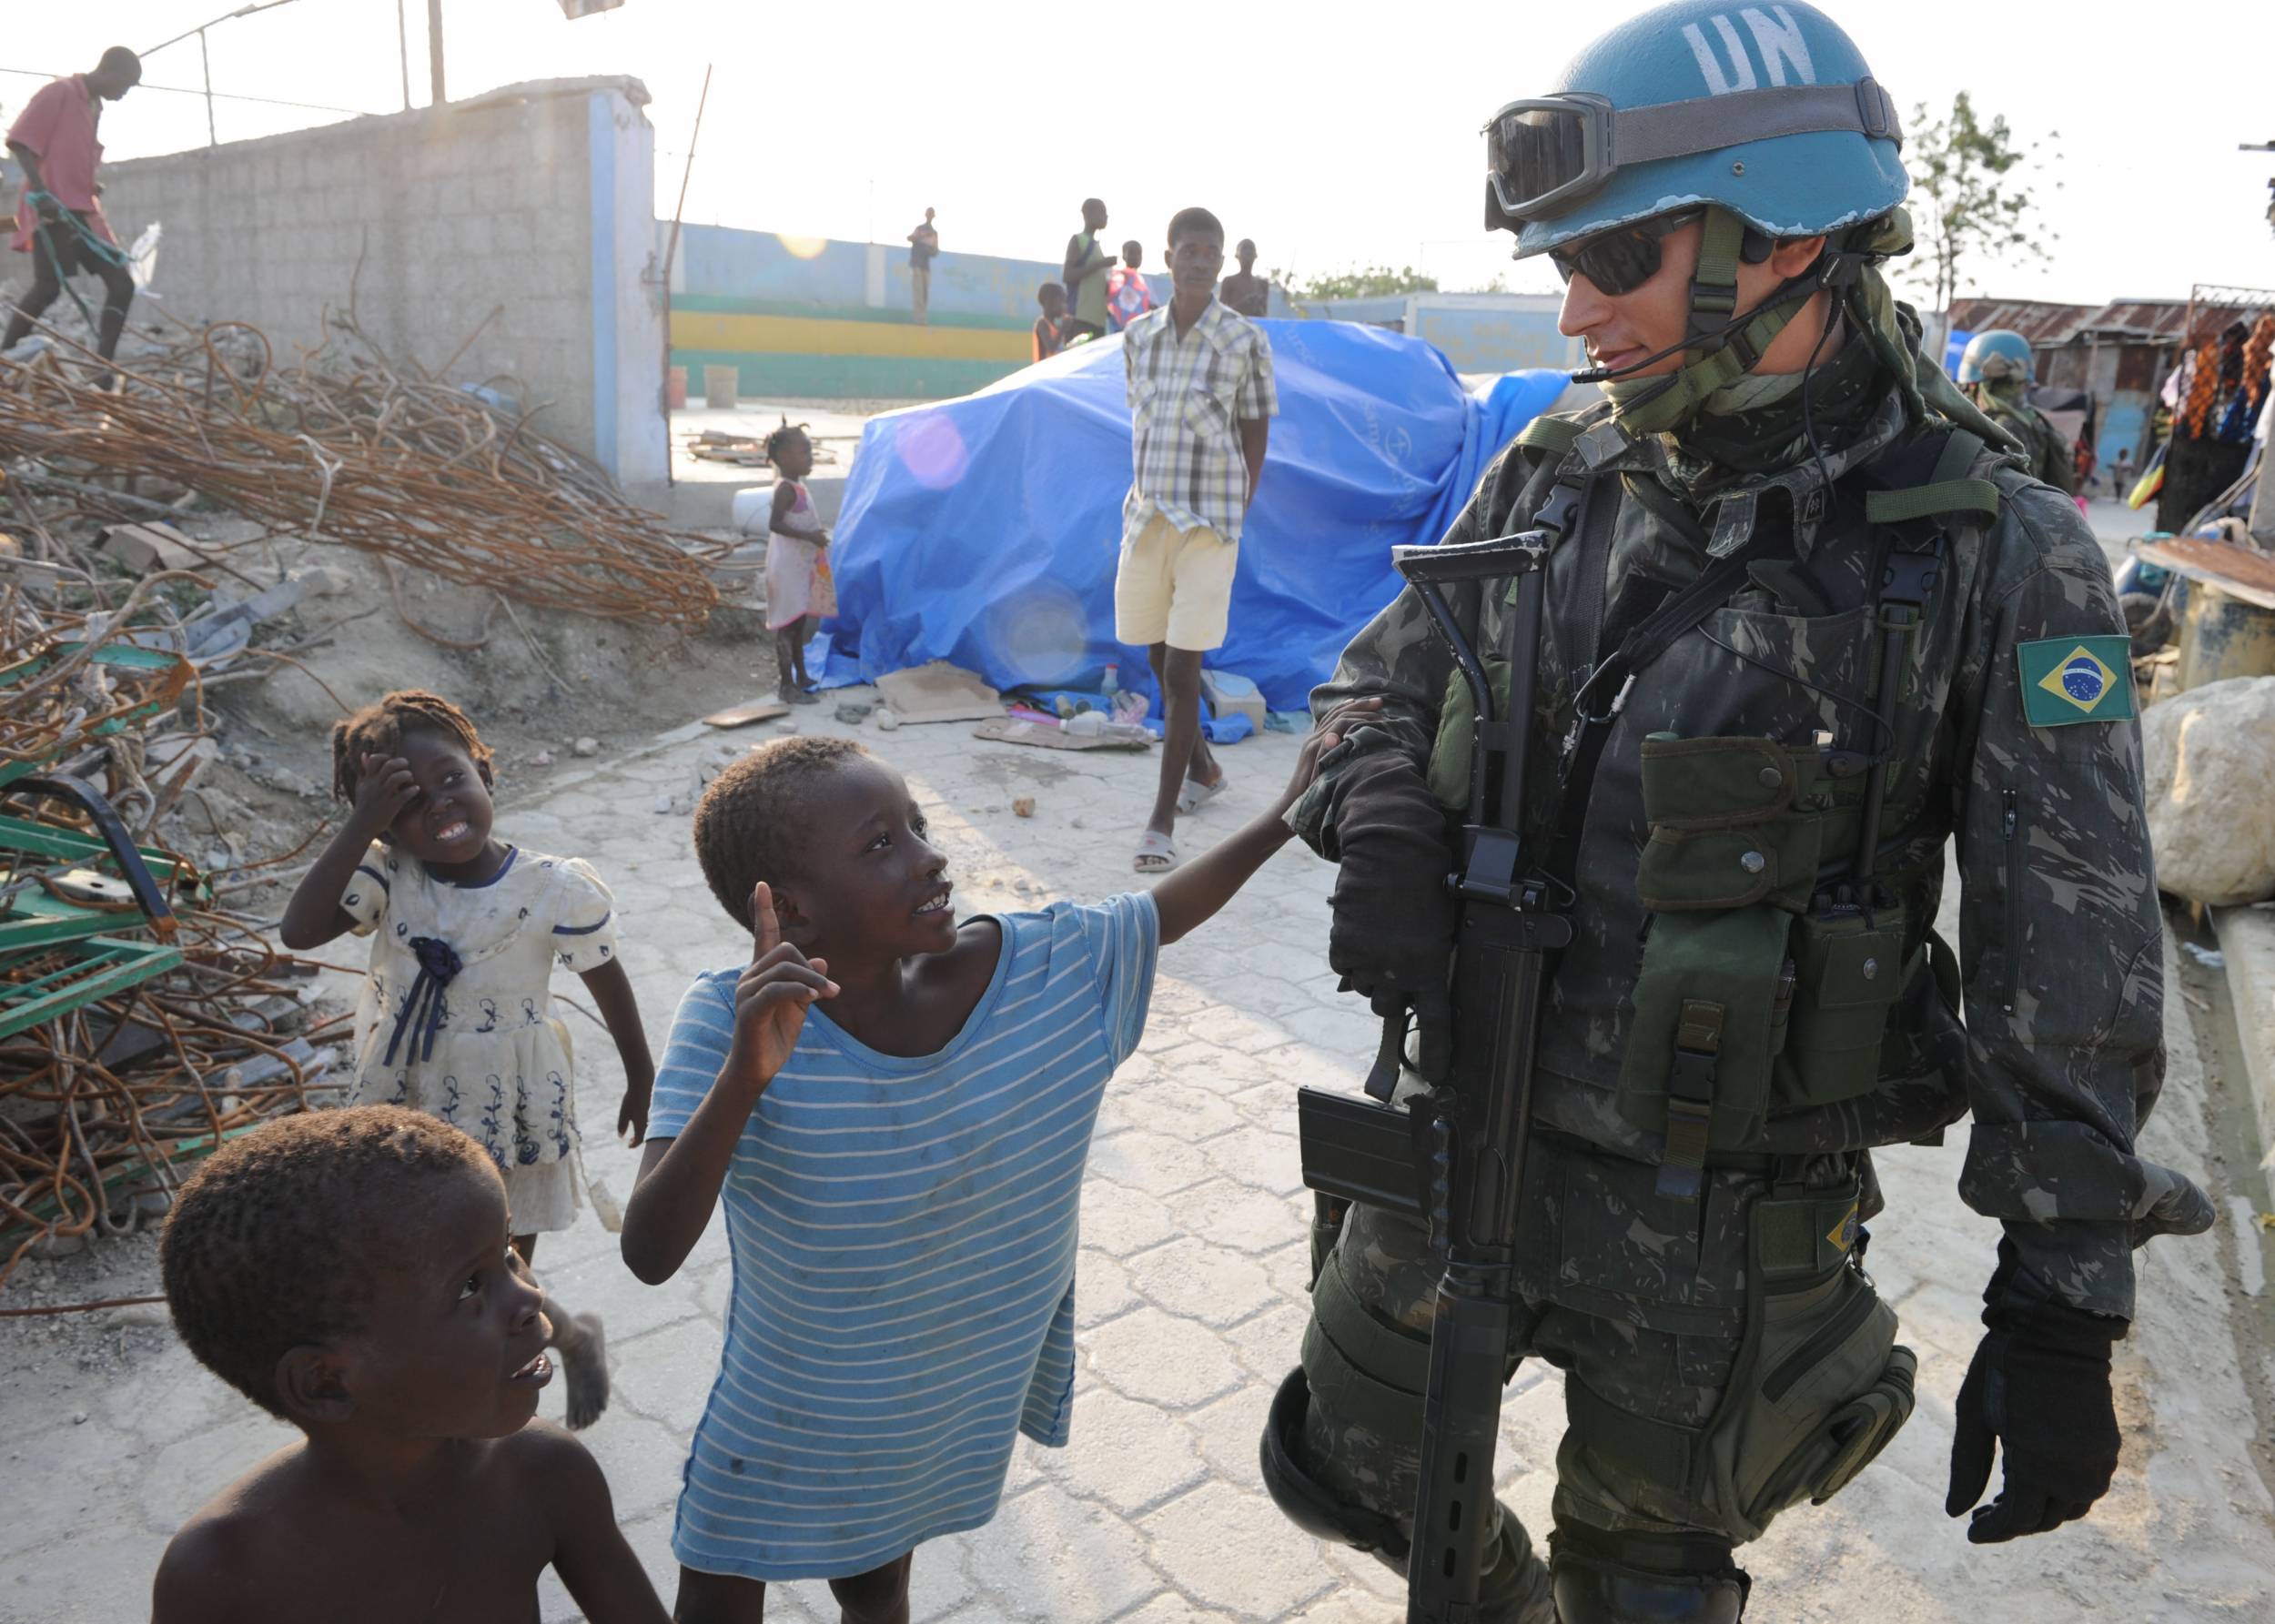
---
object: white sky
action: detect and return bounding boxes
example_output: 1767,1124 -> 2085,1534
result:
8,0 -> 2273,308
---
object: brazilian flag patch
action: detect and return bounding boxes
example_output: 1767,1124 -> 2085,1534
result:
2017,636 -> 2135,727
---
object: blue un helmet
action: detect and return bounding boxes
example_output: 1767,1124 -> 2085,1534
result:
1486,1 -> 1906,255
1957,328 -> 2034,384
1484,2 -> 1912,430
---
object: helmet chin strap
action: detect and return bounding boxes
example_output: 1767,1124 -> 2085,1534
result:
1574,207 -> 1837,437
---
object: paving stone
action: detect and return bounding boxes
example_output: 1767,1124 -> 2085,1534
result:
1112,1594 -> 1244,1623
607,1316 -> 725,1436
1140,1480 -> 1338,1618
539,1246 -> 705,1348
1221,1300 -> 1311,1385
1204,1131 -> 1307,1196
1181,1006 -> 1297,1056
1080,1178 -> 1181,1257
1085,1306 -> 1244,1411
1036,1386 -> 1207,1516
1182,1378 -> 1277,1488
1124,1237 -> 1278,1328
1099,1075 -> 1247,1142
962,1478 -> 1168,1621
1090,1130 -> 1217,1199
1077,1248 -> 1140,1329
1178,1179 -> 1311,1256
569,1406 -> 695,1521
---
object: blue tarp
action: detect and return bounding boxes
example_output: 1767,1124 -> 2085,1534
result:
816,321 -> 1568,711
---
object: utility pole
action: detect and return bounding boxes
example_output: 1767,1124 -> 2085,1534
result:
428,0 -> 447,106
398,0 -> 412,111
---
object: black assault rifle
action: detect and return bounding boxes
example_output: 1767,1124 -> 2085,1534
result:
1295,525 -> 1571,1623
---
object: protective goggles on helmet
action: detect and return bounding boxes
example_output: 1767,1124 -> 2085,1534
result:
1482,79 -> 1904,231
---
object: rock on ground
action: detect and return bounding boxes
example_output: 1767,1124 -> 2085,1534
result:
2143,676 -> 2275,905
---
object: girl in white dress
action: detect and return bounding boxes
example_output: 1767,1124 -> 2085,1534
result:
279,691 -> 654,1428
763,421 -> 837,704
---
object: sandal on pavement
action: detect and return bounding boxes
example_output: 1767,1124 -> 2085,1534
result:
1134,831 -> 1178,873
1177,774 -> 1228,814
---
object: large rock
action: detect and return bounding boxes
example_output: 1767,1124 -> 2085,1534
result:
2142,676 -> 2275,904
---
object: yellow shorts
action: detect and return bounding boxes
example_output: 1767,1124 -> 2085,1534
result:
1115,511 -> 1237,652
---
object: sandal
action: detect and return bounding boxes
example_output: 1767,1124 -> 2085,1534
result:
783,687 -> 820,705
1134,830 -> 1178,873
1177,773 -> 1228,814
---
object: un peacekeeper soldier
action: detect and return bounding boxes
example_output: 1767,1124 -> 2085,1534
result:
1256,5 -> 2212,1619
1959,328 -> 2078,496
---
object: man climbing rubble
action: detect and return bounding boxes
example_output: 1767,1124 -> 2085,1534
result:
1258,4 -> 2212,1619
5,46 -> 142,369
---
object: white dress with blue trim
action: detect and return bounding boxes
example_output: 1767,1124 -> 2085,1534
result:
339,842 -> 620,1232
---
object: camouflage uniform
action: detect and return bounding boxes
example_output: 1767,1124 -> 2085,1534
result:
1271,324 -> 2212,1619
1971,378 -> 2078,496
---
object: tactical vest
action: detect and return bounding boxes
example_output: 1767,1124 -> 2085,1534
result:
1428,405 -> 2002,1189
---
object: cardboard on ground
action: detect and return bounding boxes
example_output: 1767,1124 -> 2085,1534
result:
875,661 -> 1003,724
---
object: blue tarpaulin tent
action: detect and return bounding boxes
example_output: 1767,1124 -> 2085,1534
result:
815,321 -> 1567,711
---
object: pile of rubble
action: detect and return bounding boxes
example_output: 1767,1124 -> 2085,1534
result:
0,309 -> 749,1299
0,542 -> 343,1294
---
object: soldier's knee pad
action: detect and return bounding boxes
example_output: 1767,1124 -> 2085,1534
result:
1257,1367 -> 1410,1559
1548,1525 -> 1749,1622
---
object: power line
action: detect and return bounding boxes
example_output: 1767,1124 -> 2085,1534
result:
0,66 -> 383,120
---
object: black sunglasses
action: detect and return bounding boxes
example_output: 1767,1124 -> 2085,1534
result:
1546,210 -> 1703,297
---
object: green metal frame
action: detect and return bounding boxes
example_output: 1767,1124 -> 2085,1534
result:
0,933 -> 183,1041
0,812 -> 204,902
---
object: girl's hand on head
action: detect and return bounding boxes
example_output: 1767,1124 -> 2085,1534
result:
350,751 -> 420,832
728,881 -> 837,1090
1272,698 -> 1384,819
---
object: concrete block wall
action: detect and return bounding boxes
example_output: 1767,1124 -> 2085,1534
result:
96,77 -> 664,484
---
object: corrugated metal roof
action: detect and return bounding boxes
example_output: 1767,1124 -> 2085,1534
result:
1948,294 -> 2275,348
1946,298 -> 2095,345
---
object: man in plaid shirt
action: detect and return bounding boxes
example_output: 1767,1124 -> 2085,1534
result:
1119,206 -> 1278,873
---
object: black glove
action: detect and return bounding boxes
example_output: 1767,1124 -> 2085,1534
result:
1322,749 -> 1457,1079
1945,1244 -> 2128,1543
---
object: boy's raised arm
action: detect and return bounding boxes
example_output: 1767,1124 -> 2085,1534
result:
1150,700 -> 1379,944
620,883 -> 834,1284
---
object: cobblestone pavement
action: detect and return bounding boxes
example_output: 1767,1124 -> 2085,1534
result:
5,706 -> 2272,1622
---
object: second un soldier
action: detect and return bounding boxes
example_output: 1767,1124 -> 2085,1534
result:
1958,328 -> 2079,496
1258,4 -> 2211,1619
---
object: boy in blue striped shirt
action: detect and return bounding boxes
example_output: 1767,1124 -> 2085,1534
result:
622,705 -> 1372,1621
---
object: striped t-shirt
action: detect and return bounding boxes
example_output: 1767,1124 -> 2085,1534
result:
650,893 -> 1159,1582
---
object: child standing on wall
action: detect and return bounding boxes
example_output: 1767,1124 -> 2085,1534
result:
621,702 -> 1373,1621
763,422 -> 836,704
278,690 -> 654,1430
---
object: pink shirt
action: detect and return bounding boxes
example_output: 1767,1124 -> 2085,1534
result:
9,76 -> 113,252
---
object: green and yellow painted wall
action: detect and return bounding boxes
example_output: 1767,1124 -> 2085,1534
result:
666,225 -> 1136,399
